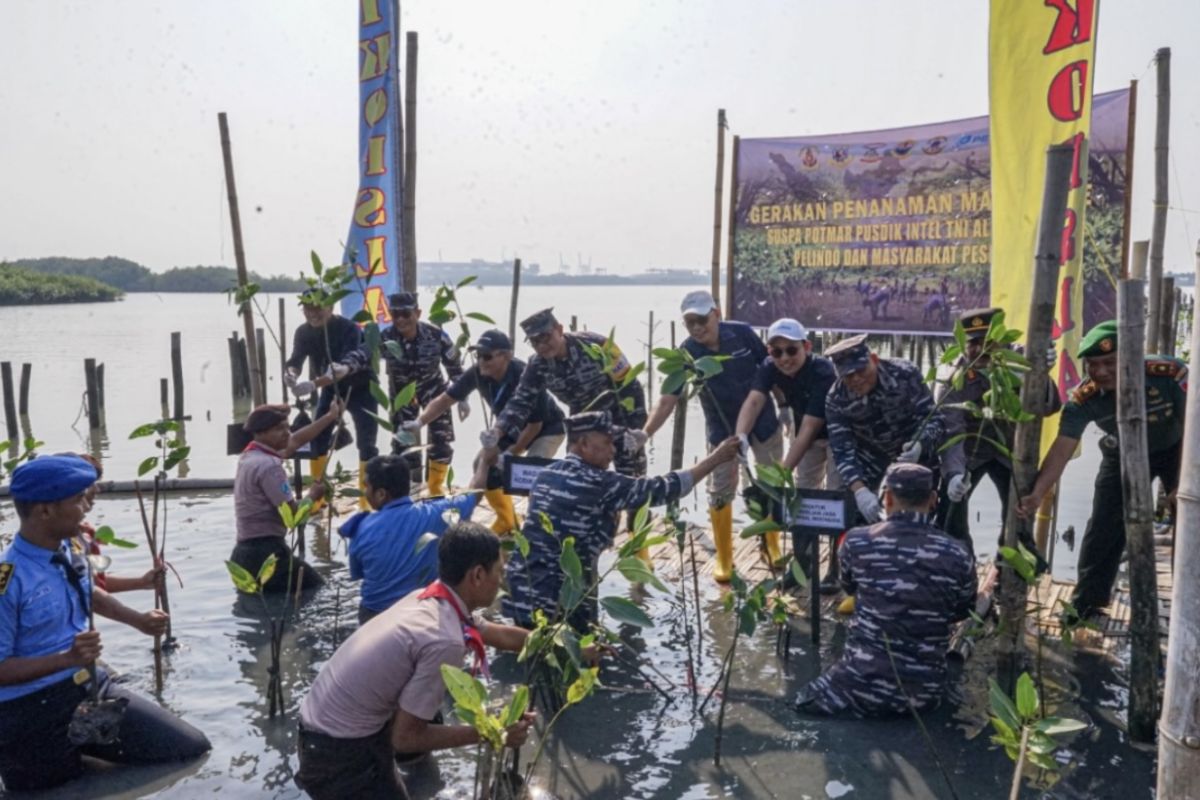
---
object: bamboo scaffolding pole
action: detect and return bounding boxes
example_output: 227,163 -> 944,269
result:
402,30 -> 418,292
1146,48 -> 1170,354
725,136 -> 739,319
1119,80 -> 1138,281
1158,237 -> 1200,794
710,109 -> 726,306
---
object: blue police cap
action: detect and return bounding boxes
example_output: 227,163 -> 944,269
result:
825,333 -> 872,377
9,455 -> 98,503
470,329 -> 512,353
566,411 -> 613,437
520,308 -> 558,337
884,462 -> 934,500
388,291 -> 419,311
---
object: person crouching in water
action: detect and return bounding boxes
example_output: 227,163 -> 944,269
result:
230,402 -> 343,593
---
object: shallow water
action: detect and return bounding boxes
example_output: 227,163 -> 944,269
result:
0,288 -> 1153,798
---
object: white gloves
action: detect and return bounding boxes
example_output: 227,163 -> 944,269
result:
624,429 -> 649,452
854,487 -> 882,523
778,408 -> 795,436
400,419 -> 422,433
283,372 -> 298,389
457,400 -> 472,422
736,433 -> 751,465
1045,344 -> 1058,369
947,473 -> 971,503
328,363 -> 350,381
292,380 -> 316,397
480,429 -> 501,449
897,440 -> 922,463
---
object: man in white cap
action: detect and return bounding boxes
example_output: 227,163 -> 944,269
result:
643,290 -> 782,581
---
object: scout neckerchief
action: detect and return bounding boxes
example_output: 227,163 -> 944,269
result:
243,441 -> 280,456
418,580 -> 489,678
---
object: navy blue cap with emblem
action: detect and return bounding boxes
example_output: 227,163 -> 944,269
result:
565,411 -> 613,437
884,462 -> 934,501
387,291 -> 419,311
9,455 -> 99,503
825,333 -> 872,377
470,329 -> 513,353
520,308 -> 559,337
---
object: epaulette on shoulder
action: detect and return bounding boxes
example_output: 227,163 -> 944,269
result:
1071,379 -> 1098,404
1146,358 -> 1184,379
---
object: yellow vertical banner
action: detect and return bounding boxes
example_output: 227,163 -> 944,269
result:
989,0 -> 1100,449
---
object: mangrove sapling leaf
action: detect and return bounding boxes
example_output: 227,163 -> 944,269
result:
163,447 -> 190,471
129,423 -> 159,439
739,519 -> 782,538
693,356 -> 725,378
989,678 -> 1022,732
94,526 -> 138,549
999,545 -> 1037,585
256,553 -> 278,588
616,557 -> 668,593
277,502 -> 297,530
1034,717 -> 1087,736
225,560 -> 260,595
383,340 -> 405,362
352,310 -> 372,324
500,685 -> 530,728
392,381 -> 418,412
466,311 -> 495,324
511,530 -> 531,559
368,381 -> 390,409
600,596 -> 653,628
310,251 -> 324,276
620,397 -> 635,412
565,667 -> 599,706
456,275 -> 478,289
789,558 -> 809,588
537,512 -> 555,536
137,456 -> 159,477
652,347 -> 681,360
1015,673 -> 1038,719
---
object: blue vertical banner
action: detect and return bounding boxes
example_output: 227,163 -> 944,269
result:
341,0 -> 403,324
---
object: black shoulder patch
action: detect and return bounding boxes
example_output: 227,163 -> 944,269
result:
0,563 -> 13,596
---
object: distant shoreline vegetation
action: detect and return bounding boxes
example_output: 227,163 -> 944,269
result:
5,256 -> 308,298
0,263 -> 124,305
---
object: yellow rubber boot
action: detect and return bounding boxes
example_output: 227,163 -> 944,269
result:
426,460 -> 450,497
357,462 -> 371,511
637,546 -> 654,569
710,504 -> 734,583
764,528 -> 786,567
837,595 -> 856,615
484,488 -> 518,535
308,455 -> 329,512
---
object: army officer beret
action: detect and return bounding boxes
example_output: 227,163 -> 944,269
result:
1078,320 -> 1118,358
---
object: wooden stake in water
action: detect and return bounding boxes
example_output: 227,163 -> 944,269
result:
83,359 -> 101,430
508,258 -> 521,345
646,310 -> 655,406
17,363 -> 31,417
170,332 -> 184,420
0,362 -> 17,442
1146,48 -> 1171,354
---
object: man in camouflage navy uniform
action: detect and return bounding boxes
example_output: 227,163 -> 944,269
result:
824,333 -> 946,525
382,291 -> 465,496
478,308 -> 649,481
502,412 -> 739,631
936,307 -> 1059,560
795,463 -> 977,717
1019,320 -> 1187,620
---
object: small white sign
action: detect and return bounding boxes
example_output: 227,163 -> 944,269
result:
509,462 -> 546,493
792,496 -> 847,530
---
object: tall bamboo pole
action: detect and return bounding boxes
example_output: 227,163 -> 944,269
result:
508,258 -> 521,345
997,144 -> 1074,691
218,112 -> 266,406
402,30 -> 418,293
1119,80 -> 1138,281
1131,240 -> 1150,281
710,109 -> 726,306
1146,48 -> 1170,354
1116,278 -> 1161,742
1158,238 -> 1200,795
725,136 -> 740,319
1160,276 -> 1177,356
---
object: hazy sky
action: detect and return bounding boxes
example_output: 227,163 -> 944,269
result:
1,1 -> 1196,275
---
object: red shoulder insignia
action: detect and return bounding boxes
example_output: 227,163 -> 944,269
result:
1071,379 -> 1098,404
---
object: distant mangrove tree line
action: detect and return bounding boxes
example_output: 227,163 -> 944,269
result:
0,257 -> 309,305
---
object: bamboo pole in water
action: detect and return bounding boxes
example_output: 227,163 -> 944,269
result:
647,311 -> 655,407
1158,238 -> 1200,795
0,363 -> 16,442
84,358 -> 101,430
218,112 -> 265,406
997,144 -> 1073,691
1119,79 -> 1138,281
508,258 -> 521,345
171,332 -> 185,420
17,363 -> 31,417
1146,48 -> 1170,355
402,31 -> 419,292
1159,276 -> 1176,356
1116,278 -> 1161,743
278,298 -> 289,403
710,109 -> 726,307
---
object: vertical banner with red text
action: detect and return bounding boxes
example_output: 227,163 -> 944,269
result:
342,0 -> 403,324
989,0 -> 1100,440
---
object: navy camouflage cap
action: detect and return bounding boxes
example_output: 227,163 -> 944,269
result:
884,462 -> 934,501
387,291 -> 419,311
469,329 -> 512,353
1078,320 -> 1117,358
520,308 -> 559,337
565,411 -> 613,437
825,333 -> 872,377
959,307 -> 1002,339
9,455 -> 98,503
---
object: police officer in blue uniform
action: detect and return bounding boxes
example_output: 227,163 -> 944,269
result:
795,463 -> 976,717
502,412 -> 739,631
0,456 -> 210,791
824,333 -> 947,525
383,291 -> 466,496
643,290 -> 782,580
1019,320 -> 1187,619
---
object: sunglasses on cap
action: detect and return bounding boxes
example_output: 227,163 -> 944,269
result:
770,345 -> 801,358
391,309 -> 415,319
477,351 -> 499,362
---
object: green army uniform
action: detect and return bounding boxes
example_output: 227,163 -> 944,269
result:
1062,322 -> 1187,615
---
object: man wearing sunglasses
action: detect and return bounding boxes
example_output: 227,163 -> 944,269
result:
381,291 -> 466,497
476,308 -> 648,487
643,290 -> 781,582
403,329 -> 566,534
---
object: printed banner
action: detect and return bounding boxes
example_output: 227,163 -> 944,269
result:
341,0 -> 403,324
730,97 -> 1123,339
990,0 -> 1100,420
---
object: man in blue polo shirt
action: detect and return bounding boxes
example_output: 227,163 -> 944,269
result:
0,456 -> 210,791
338,454 -> 485,623
643,290 -> 781,582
